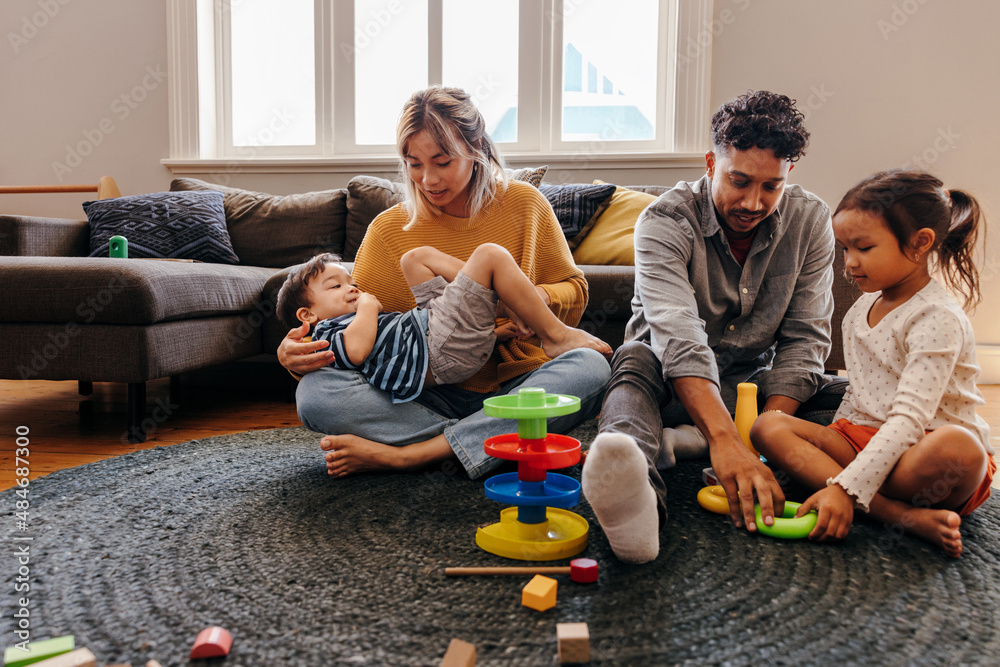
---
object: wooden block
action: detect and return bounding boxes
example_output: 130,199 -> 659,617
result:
557,622 -> 590,664
189,626 -> 233,659
3,636 -> 75,667
440,638 -> 475,667
521,574 -> 558,612
27,648 -> 96,667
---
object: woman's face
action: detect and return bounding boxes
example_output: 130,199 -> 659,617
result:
404,130 -> 476,217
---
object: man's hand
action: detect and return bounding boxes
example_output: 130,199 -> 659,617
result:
710,434 -> 785,531
796,484 -> 854,541
277,320 -> 335,375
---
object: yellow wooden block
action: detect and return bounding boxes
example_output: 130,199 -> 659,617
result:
29,648 -> 96,667
557,622 -> 590,663
440,638 -> 476,666
521,574 -> 557,612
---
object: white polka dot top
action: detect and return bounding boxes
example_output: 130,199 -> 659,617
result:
830,279 -> 992,512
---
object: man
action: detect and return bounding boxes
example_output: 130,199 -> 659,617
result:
582,90 -> 847,563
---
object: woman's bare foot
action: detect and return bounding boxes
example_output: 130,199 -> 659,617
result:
903,508 -> 963,557
540,327 -> 613,359
320,434 -> 406,478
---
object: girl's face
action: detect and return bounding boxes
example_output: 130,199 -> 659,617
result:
404,130 -> 475,217
832,208 -> 927,295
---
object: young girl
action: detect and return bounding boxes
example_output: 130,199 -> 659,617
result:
751,170 -> 994,557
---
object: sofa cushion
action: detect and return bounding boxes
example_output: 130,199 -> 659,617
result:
572,183 -> 657,266
538,182 -> 617,249
0,257 -> 278,325
505,165 -> 548,188
84,191 -> 240,264
344,176 -> 407,262
170,177 -> 347,268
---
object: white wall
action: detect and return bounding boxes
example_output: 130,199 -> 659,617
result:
3,0 -> 998,373
1,0 -> 172,218
709,0 -> 1000,378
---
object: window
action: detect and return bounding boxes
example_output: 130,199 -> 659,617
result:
165,0 -> 713,166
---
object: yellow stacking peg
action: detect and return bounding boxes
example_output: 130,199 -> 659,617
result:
735,382 -> 759,456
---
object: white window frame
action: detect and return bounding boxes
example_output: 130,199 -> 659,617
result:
164,0 -> 712,173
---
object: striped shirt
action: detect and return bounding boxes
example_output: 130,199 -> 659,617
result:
312,308 -> 430,404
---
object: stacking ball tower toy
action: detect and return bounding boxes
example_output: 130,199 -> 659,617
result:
476,387 -> 588,560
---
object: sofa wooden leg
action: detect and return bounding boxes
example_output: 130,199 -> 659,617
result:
127,382 -> 147,444
78,380 -> 93,396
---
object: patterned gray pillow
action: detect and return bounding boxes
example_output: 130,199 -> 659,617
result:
84,190 -> 239,264
538,182 -> 617,249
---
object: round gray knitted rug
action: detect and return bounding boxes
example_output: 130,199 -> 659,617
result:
3,424 -> 999,666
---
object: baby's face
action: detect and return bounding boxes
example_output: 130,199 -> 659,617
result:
300,263 -> 360,323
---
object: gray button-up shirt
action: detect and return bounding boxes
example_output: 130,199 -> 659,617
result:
625,174 -> 834,416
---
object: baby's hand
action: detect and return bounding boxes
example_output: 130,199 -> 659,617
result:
356,292 -> 383,312
797,484 -> 854,542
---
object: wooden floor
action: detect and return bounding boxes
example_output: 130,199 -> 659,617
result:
2,361 -> 999,492
0,360 -> 301,490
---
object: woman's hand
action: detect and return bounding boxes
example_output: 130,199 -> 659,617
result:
797,484 -> 855,541
277,320 -> 335,375
494,320 -> 520,341
496,301 -> 534,338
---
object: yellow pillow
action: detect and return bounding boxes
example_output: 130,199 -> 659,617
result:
572,181 -> 656,266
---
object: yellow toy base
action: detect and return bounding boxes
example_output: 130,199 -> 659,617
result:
476,507 -> 589,561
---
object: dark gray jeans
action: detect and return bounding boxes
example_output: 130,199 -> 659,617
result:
597,340 -> 848,523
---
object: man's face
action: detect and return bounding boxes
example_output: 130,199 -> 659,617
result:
706,146 -> 793,238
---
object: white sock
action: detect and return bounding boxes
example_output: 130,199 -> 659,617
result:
658,424 -> 709,469
582,433 -> 660,564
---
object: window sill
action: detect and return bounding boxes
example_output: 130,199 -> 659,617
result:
161,151 -> 707,175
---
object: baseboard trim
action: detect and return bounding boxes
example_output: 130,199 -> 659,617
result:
977,344 -> 1000,384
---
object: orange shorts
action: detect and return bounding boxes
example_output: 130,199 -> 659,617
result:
828,418 -> 996,516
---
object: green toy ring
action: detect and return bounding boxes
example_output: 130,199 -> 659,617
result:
754,502 -> 817,539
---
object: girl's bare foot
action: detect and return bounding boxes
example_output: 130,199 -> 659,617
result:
903,508 -> 963,557
320,434 -> 406,478
541,327 -> 613,359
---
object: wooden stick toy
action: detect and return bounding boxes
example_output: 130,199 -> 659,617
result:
445,557 -> 598,583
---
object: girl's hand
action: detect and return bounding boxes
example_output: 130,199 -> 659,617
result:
797,484 -> 855,541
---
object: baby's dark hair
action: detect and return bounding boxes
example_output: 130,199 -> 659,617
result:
711,90 -> 810,162
276,252 -> 344,328
835,170 -> 984,309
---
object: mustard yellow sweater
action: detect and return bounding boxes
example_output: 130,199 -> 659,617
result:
352,180 -> 589,392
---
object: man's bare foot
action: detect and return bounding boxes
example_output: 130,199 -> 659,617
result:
540,327 -> 613,359
320,434 -> 406,478
903,508 -> 963,557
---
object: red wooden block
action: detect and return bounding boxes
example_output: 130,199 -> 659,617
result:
190,626 -> 233,659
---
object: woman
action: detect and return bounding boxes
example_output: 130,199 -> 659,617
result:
277,86 -> 611,479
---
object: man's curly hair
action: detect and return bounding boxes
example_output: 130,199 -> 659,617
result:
710,90 -> 809,162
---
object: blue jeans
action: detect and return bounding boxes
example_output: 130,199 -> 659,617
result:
296,348 -> 611,479
598,340 -> 848,521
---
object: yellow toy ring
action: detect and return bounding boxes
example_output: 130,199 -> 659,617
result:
697,485 -> 730,514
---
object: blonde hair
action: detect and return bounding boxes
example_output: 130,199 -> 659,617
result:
396,86 -> 508,229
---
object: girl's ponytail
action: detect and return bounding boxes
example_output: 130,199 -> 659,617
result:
940,189 -> 982,309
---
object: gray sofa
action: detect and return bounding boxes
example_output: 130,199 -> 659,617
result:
0,176 -> 859,442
